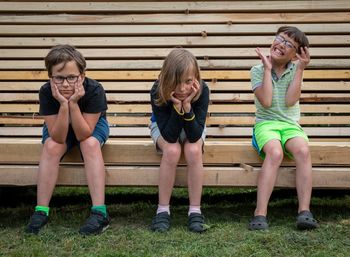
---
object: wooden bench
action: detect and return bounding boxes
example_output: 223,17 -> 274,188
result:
0,0 -> 350,188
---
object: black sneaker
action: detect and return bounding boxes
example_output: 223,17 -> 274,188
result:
79,210 -> 111,235
25,211 -> 49,234
150,211 -> 170,232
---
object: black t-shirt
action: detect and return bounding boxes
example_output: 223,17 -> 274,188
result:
39,77 -> 108,118
150,80 -> 210,143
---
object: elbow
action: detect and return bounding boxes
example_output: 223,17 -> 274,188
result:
260,99 -> 272,108
286,99 -> 297,107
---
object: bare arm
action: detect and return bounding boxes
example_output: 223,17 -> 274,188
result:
286,47 -> 310,106
253,48 -> 273,108
68,78 -> 100,141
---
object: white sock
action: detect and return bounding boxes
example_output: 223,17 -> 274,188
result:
188,205 -> 201,216
157,204 -> 170,215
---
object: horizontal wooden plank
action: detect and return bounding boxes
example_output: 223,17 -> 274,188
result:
1,165 -> 350,188
1,35 -> 349,47
1,81 -> 349,92
0,138 -> 349,165
0,70 -> 349,81
1,126 -> 350,138
2,47 -> 349,59
2,103 -> 350,114
1,1 -> 349,13
0,12 -> 349,24
1,115 -> 350,126
2,59 -> 349,70
2,92 -> 350,103
1,24 -> 349,36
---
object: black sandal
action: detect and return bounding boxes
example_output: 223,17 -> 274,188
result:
296,210 -> 319,230
188,213 -> 207,233
248,215 -> 269,230
150,212 -> 170,232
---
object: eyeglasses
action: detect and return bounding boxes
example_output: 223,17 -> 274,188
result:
274,35 -> 297,50
51,75 -> 80,84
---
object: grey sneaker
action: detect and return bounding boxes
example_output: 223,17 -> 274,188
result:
79,210 -> 111,235
25,211 -> 49,234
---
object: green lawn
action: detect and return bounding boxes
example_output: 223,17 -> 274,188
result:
1,187 -> 349,257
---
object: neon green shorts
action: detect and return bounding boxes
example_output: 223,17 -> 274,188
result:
252,120 -> 309,159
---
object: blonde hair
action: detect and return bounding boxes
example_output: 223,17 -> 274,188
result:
155,48 -> 201,106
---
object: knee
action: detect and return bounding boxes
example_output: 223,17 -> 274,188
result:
42,139 -> 66,158
266,148 -> 283,164
80,137 -> 101,156
294,145 -> 311,161
162,143 -> 181,164
184,142 -> 202,161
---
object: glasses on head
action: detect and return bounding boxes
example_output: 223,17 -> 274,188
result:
51,75 -> 80,85
274,35 -> 297,51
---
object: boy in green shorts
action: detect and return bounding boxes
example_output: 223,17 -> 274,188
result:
248,26 -> 319,230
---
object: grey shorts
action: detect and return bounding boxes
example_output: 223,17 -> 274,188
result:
149,122 -> 206,153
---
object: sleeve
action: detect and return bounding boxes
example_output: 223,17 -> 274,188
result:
150,82 -> 183,143
39,82 -> 60,116
183,81 -> 210,143
82,81 -> 108,114
250,65 -> 263,92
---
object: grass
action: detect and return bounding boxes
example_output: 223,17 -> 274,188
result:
0,187 -> 350,257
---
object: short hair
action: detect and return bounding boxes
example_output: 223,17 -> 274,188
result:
45,44 -> 86,77
156,48 -> 201,106
276,26 -> 309,54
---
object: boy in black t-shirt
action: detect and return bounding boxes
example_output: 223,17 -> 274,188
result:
25,44 -> 110,235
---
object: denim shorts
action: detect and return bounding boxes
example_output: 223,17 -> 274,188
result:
149,122 -> 206,153
42,116 -> 110,152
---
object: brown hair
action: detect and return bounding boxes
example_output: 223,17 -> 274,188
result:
156,48 -> 201,106
276,26 -> 309,54
45,44 -> 86,77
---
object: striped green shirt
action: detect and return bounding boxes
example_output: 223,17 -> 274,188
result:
250,62 -> 301,125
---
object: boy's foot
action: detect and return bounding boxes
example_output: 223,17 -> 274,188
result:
25,211 -> 49,234
79,210 -> 111,235
188,213 -> 207,233
150,211 -> 170,232
248,215 -> 268,230
296,210 -> 319,230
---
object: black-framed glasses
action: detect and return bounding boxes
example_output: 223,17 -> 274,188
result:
274,35 -> 297,50
51,75 -> 80,84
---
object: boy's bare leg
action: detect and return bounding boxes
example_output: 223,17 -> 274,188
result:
184,140 -> 203,206
285,137 -> 312,213
255,139 -> 283,216
80,137 -> 105,206
157,137 -> 182,205
37,138 -> 67,206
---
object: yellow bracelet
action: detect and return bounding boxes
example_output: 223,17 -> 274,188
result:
173,104 -> 184,115
184,114 -> 195,121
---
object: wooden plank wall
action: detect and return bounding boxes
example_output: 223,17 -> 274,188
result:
0,1 -> 350,187
0,0 -> 349,139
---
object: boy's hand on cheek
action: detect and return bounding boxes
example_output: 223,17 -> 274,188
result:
50,79 -> 68,104
183,79 -> 200,113
69,77 -> 85,103
296,47 -> 310,70
170,91 -> 182,112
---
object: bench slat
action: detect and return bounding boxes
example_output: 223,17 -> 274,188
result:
1,35 -> 349,47
0,12 -> 349,24
1,165 -> 349,188
0,70 -> 349,80
1,24 -> 349,36
1,1 -> 349,12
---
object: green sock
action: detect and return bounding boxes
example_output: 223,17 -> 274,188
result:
91,205 -> 107,218
35,205 -> 50,216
